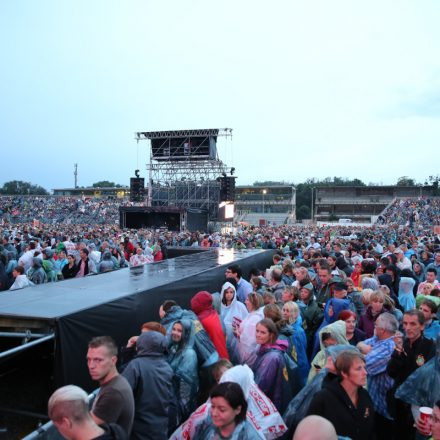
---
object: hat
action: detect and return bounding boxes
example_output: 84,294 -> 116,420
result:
329,276 -> 344,285
333,282 -> 348,291
303,282 -> 314,291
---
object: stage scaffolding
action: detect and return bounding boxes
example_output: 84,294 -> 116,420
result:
135,129 -> 233,218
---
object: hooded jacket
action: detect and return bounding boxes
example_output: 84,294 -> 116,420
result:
252,339 -> 294,412
220,282 -> 248,349
398,277 -> 416,311
122,332 -> 173,440
191,291 -> 229,359
308,320 -> 349,383
279,323 -> 309,385
27,257 -> 47,284
98,251 -> 114,273
167,319 -> 199,428
220,282 -> 248,331
161,305 -> 219,367
236,308 -> 264,367
312,298 -> 351,358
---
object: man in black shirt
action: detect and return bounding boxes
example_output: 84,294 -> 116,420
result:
387,310 -> 435,440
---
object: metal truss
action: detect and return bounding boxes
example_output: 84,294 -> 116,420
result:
136,128 -> 232,140
147,160 -> 230,218
137,128 -> 233,219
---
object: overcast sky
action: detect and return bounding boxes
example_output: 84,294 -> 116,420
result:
1,1 -> 439,190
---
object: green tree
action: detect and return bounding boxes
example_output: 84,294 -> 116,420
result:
252,181 -> 286,186
396,176 -> 416,186
92,181 -> 123,188
0,180 -> 49,195
296,205 -> 310,220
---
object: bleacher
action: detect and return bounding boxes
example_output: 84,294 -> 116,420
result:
376,197 -> 440,226
314,186 -> 433,223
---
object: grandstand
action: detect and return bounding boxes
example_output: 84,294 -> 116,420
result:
314,185 -> 434,223
234,185 -> 296,226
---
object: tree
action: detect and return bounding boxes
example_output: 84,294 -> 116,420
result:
426,175 -> 440,196
252,181 -> 287,187
0,180 -> 49,195
296,205 -> 310,220
92,181 -> 123,188
396,176 -> 416,186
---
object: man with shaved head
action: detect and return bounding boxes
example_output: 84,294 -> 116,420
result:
293,415 -> 337,440
48,385 -> 126,439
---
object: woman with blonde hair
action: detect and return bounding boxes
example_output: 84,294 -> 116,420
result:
265,304 -> 309,384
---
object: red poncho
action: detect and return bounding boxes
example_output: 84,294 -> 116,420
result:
191,291 -> 229,360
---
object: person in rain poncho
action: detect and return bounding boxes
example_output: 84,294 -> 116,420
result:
191,291 -> 229,360
284,345 -> 361,437
27,257 -> 47,284
170,364 -> 287,440
264,303 -> 309,385
233,292 -> 264,367
281,301 -> 309,383
398,276 -> 417,312
122,331 -> 173,440
311,298 -> 351,358
5,251 -> 17,277
252,318 -> 302,413
9,266 -> 34,290
42,248 -> 60,281
98,250 -> 114,273
308,320 -> 349,383
220,281 -> 248,358
191,382 -> 261,440
167,319 -> 199,430
160,301 -> 219,369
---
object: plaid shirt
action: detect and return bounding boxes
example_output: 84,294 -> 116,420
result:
364,335 -> 395,419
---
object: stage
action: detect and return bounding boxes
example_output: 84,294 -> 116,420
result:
0,248 -> 275,390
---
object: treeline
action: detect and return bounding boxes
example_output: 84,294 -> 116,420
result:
0,180 -> 49,196
0,180 -> 125,195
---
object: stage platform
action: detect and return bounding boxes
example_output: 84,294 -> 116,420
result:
0,248 -> 275,390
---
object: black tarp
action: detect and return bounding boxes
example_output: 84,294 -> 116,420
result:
0,249 -> 275,391
56,248 -> 274,390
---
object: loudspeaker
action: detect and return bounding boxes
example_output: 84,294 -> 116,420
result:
219,176 -> 236,202
130,177 -> 145,202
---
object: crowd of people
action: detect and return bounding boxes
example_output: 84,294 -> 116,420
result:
1,194 -> 440,439
36,222 -> 440,440
0,195 -> 124,225
378,197 -> 440,227
1,194 -> 439,228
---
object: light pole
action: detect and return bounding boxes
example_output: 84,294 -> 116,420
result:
262,189 -> 267,214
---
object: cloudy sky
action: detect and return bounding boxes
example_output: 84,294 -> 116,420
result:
1,1 -> 439,190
